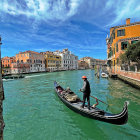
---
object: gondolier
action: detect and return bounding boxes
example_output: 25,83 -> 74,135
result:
54,81 -> 128,125
80,76 -> 91,110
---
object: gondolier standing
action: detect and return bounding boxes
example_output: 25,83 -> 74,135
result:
80,76 -> 91,110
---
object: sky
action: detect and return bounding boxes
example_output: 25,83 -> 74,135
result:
0,0 -> 140,59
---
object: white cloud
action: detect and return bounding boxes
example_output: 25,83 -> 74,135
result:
0,0 -> 83,21
105,0 -> 140,26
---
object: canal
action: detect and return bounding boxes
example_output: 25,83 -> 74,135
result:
3,70 -> 140,140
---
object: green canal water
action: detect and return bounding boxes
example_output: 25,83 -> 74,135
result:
3,70 -> 140,140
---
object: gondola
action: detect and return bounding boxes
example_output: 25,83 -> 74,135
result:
54,81 -> 128,125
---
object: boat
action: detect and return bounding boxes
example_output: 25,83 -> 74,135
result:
101,72 -> 108,78
54,81 -> 128,125
2,74 -> 25,80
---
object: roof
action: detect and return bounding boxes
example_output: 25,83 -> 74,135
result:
111,22 -> 140,30
18,50 -> 40,55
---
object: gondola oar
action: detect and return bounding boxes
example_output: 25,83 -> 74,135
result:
90,95 -> 108,106
79,90 -> 111,106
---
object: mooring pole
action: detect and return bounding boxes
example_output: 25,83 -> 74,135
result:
0,36 -> 4,140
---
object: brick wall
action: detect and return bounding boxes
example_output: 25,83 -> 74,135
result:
118,70 -> 140,81
117,70 -> 140,88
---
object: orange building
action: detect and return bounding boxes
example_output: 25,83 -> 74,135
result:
15,51 -> 45,73
2,56 -> 16,74
2,56 -> 16,68
106,18 -> 140,74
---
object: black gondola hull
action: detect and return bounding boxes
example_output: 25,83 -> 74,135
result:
54,81 -> 128,125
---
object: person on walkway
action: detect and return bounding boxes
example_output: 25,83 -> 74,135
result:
80,76 -> 91,110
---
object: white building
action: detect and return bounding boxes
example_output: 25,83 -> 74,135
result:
54,49 -> 78,70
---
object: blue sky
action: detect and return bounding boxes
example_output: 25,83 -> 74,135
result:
0,0 -> 140,59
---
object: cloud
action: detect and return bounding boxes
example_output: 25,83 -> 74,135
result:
0,0 -> 139,28
0,0 -> 83,21
105,0 -> 140,26
0,0 -> 139,60
71,0 -> 140,28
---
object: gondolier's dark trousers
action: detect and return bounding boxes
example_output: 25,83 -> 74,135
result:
82,93 -> 90,109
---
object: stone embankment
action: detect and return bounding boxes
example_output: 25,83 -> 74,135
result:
109,70 -> 140,89
117,74 -> 140,89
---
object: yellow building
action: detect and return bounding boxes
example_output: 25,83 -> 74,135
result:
43,51 -> 61,71
106,18 -> 140,73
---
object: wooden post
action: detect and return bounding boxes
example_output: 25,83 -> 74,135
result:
0,36 -> 4,140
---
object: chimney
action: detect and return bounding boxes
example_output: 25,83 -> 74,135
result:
126,18 -> 130,25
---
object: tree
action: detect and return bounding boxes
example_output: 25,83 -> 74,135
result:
119,53 -> 128,65
125,41 -> 140,64
119,41 -> 140,65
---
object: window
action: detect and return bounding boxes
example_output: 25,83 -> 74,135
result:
27,59 -> 30,63
114,60 -> 115,66
116,43 -> 118,52
113,33 -> 115,39
114,47 -> 115,55
131,40 -> 139,44
117,29 -> 125,37
109,37 -> 113,44
121,41 -> 128,50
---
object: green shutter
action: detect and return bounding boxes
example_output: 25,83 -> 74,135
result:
131,40 -> 138,44
116,43 -> 118,52
121,41 -> 128,50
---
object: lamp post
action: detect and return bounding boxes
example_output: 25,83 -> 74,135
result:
0,36 -> 4,140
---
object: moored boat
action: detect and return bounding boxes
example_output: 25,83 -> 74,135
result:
54,81 -> 128,125
2,74 -> 25,80
101,72 -> 108,78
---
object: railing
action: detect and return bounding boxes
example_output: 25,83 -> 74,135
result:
121,65 -> 140,72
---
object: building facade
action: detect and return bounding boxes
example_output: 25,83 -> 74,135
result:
78,60 -> 89,69
81,57 -> 106,69
93,59 -> 106,66
2,56 -> 16,74
106,18 -> 140,74
14,51 -> 45,73
2,56 -> 16,68
54,49 -> 78,70
41,51 -> 61,72
11,63 -> 30,74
